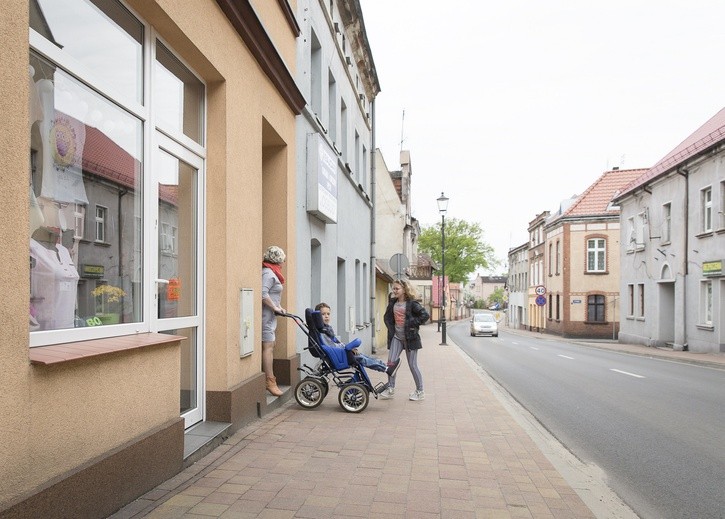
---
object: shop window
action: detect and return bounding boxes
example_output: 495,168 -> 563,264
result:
587,294 -> 605,322
29,0 -> 205,346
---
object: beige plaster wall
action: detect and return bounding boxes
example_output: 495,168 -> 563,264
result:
0,0 -> 34,505
2,0 -> 299,507
568,225 -> 621,321
250,0 -> 298,66
127,0 -> 299,390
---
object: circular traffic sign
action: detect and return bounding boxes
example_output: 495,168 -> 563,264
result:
535,295 -> 547,306
535,285 -> 546,296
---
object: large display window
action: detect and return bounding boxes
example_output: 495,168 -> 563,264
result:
29,0 -> 206,363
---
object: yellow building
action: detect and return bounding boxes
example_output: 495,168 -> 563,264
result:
3,0 -> 303,516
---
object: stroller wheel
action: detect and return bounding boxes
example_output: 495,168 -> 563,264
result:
338,383 -> 369,413
295,377 -> 326,409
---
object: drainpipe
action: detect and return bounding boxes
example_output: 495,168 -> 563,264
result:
369,99 -> 377,353
677,167 -> 689,351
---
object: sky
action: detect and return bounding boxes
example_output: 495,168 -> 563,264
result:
359,0 -> 725,275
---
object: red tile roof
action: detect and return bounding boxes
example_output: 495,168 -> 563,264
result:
563,168 -> 647,218
616,107 -> 725,199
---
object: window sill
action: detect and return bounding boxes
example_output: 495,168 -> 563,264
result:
696,324 -> 714,331
29,333 -> 183,365
584,271 -> 609,275
695,231 -> 714,239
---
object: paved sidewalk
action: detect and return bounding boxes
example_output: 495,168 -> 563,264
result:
111,324 -> 608,519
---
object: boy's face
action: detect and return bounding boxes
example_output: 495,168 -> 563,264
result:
319,307 -> 331,324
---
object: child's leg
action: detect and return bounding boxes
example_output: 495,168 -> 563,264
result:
355,354 -> 386,372
406,349 -> 423,391
387,337 -> 404,387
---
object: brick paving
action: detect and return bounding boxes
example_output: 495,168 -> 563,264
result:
109,321 -> 725,519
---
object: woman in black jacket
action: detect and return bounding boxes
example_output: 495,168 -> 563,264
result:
380,279 -> 430,401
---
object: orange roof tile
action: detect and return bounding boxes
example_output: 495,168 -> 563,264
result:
563,168 -> 647,218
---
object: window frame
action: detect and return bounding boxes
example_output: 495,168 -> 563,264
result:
700,279 -> 713,327
587,294 -> 606,323
702,186 -> 713,233
661,202 -> 671,243
586,237 -> 606,273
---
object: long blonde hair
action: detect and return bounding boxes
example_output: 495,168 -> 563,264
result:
393,279 -> 417,301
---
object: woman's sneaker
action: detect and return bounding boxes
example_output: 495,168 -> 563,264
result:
379,387 -> 395,399
409,390 -> 425,401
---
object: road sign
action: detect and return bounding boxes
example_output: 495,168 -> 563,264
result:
535,285 -> 546,296
535,295 -> 546,306
389,253 -> 409,279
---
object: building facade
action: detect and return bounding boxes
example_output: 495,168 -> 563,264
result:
614,109 -> 725,353
293,0 -> 379,363
527,211 -> 549,331
507,242 -> 529,329
6,0 -> 305,516
544,168 -> 644,339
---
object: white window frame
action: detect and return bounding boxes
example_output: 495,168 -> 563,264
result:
637,283 -> 645,319
700,279 -> 713,326
587,238 -> 606,272
702,186 -> 712,233
627,216 -> 635,251
95,205 -> 108,243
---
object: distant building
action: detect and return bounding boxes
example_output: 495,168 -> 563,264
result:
527,211 -> 550,332
470,274 -> 507,306
507,242 -> 529,329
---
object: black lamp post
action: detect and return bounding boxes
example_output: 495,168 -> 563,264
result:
437,192 -> 449,345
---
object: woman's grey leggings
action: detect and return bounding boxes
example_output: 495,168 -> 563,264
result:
387,336 -> 423,391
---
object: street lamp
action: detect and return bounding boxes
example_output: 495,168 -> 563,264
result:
437,192 -> 449,345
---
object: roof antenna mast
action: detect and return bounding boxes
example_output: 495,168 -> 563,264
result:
399,109 -> 405,155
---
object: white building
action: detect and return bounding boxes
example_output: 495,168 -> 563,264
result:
294,0 -> 380,358
613,108 -> 725,353
507,242 -> 529,329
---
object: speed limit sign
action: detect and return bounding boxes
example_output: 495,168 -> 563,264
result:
535,285 -> 546,296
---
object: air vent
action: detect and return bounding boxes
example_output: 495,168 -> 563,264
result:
346,56 -> 352,66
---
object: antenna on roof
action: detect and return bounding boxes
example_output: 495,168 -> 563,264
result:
400,109 -> 405,155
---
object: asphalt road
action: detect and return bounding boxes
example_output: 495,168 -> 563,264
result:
449,320 -> 725,519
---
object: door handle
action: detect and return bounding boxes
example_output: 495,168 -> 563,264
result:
156,278 -> 170,285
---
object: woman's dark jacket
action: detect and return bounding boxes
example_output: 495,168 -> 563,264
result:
383,298 -> 430,350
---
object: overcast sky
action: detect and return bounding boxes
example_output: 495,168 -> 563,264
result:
359,0 -> 725,275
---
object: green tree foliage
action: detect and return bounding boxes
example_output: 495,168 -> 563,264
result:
418,218 -> 498,283
488,287 -> 506,308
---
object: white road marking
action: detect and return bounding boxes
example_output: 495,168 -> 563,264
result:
558,355 -> 574,360
610,368 -> 645,379
529,346 -> 539,350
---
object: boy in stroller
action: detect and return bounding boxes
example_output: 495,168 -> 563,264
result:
315,302 -> 398,376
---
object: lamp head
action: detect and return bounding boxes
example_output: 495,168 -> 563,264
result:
437,192 -> 449,215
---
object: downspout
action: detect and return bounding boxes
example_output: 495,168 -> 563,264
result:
369,99 -> 377,353
677,167 -> 689,351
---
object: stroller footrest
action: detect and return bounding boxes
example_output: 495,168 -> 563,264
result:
374,382 -> 389,395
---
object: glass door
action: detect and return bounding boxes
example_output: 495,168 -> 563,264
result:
153,133 -> 204,428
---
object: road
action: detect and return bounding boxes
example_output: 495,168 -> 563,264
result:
449,319 -> 725,519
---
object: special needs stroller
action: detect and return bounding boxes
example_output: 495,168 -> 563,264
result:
280,308 -> 390,413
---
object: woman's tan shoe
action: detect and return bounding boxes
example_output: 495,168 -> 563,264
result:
266,376 -> 283,396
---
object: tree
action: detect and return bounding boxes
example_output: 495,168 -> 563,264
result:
488,287 -> 506,309
418,218 -> 498,283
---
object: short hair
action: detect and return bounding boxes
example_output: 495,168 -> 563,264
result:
314,302 -> 330,311
263,245 -> 286,264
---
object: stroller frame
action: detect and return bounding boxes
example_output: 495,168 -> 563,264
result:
280,309 -> 389,413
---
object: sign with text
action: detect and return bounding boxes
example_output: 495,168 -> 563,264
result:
703,260 -> 723,277
306,133 -> 338,223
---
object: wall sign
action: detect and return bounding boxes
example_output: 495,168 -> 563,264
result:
703,260 -> 723,277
